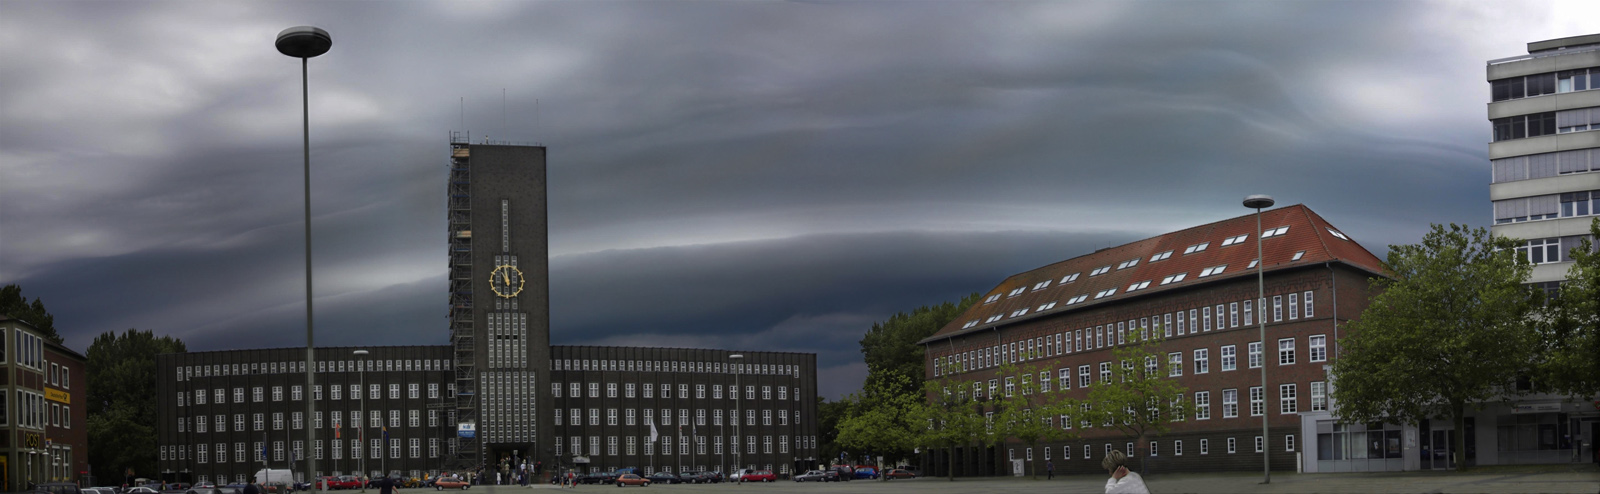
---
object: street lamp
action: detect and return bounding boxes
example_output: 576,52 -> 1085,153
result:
353,349 -> 369,491
729,354 -> 744,477
1243,194 -> 1274,484
277,25 -> 331,494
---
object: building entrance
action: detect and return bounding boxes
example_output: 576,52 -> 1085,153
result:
1423,428 -> 1456,470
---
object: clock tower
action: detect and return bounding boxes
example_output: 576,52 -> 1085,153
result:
446,134 -> 552,470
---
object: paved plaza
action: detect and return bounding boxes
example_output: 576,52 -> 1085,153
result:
477,465 -> 1598,494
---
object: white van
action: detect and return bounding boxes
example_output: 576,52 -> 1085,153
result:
254,469 -> 295,492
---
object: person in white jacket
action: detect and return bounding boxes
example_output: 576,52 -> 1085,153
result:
1101,450 -> 1149,494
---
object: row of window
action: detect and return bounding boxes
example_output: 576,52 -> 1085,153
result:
1490,67 -> 1599,102
1515,236 -> 1596,265
1012,434 -> 1296,463
1033,383 -> 1324,435
178,358 -> 449,382
1494,190 -> 1600,224
555,435 -> 815,457
979,226 -> 1298,309
8,329 -> 47,371
1491,108 -> 1599,142
552,382 -> 795,402
182,382 -> 446,407
939,292 -> 1316,377
555,359 -> 799,378
176,408 -> 447,433
1491,148 -> 1600,184
167,437 -> 446,464
556,407 -> 799,428
5,390 -> 68,429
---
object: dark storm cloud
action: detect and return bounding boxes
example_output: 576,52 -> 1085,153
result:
2,0 -> 1591,398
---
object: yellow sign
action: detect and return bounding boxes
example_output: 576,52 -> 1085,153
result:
24,432 -> 43,449
46,388 -> 69,404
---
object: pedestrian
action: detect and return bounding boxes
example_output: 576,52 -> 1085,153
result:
242,482 -> 262,494
1101,450 -> 1147,494
378,476 -> 395,494
1047,460 -> 1054,480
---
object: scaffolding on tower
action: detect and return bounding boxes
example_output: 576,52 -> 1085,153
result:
446,131 -> 480,470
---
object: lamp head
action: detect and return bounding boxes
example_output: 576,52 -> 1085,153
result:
276,26 -> 332,59
353,349 -> 369,356
1242,194 -> 1275,209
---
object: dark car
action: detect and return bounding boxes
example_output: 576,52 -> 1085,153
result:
644,472 -> 683,485
853,467 -> 878,480
32,483 -> 83,494
827,466 -> 854,481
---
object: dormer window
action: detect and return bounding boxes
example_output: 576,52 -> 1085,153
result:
1060,273 -> 1081,284
1183,242 -> 1210,254
984,294 -> 1001,304
1150,250 -> 1173,262
1037,301 -> 1057,311
1248,259 -> 1259,269
1198,265 -> 1228,277
1094,288 -> 1117,299
1007,287 -> 1026,298
1327,228 -> 1350,241
1010,308 -> 1029,318
1160,273 -> 1187,285
985,314 -> 1003,323
961,320 -> 979,329
1090,266 -> 1111,276
1117,258 -> 1139,270
1127,280 -> 1152,292
1066,295 -> 1088,305
1032,280 -> 1051,291
1221,234 -> 1249,246
1261,226 -> 1290,238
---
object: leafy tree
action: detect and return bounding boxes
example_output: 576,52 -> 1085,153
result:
87,329 -> 187,483
835,372 -> 923,473
990,358 -> 1077,479
1080,332 -> 1193,473
816,396 -> 851,465
1331,223 -> 1537,471
1,284 -> 62,344
1541,217 -> 1600,398
859,293 -> 981,402
911,367 -> 988,481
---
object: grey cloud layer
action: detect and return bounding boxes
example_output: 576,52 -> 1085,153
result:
1,1 -> 1586,398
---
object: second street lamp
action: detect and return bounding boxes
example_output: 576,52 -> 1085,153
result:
1243,194 -> 1275,484
353,349 -> 369,491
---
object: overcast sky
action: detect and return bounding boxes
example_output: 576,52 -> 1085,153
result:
1,0 -> 1594,399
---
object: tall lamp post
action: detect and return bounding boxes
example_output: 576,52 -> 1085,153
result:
729,354 -> 744,476
1243,194 -> 1274,484
277,25 -> 331,494
354,349 -> 369,491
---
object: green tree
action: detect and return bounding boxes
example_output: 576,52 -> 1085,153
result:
1080,332 -> 1193,472
816,396 -> 851,464
1,284 -> 62,344
87,329 -> 187,483
1331,223 -> 1537,471
835,371 -> 924,471
1541,217 -> 1600,398
991,358 -> 1077,480
859,293 -> 981,402
911,368 -> 987,481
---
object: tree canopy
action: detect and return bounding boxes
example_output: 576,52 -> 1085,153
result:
1331,223 -> 1536,470
859,293 -> 981,400
1,284 -> 62,344
1540,217 -> 1600,398
1081,332 -> 1192,472
87,329 -> 187,482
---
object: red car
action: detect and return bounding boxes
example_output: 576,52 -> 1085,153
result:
739,470 -> 776,483
433,476 -> 470,490
615,474 -> 650,487
321,477 -> 361,490
885,469 -> 916,479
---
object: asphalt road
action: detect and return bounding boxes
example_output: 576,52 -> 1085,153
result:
454,466 -> 1599,494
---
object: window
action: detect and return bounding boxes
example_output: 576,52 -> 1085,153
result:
1249,386 -> 1265,417
1160,273 -> 1187,285
1310,381 -> 1327,412
1174,440 -> 1183,456
1183,242 -> 1209,254
1150,250 -> 1173,262
1127,280 -> 1151,292
983,293 -> 1001,304
1278,338 -> 1296,365
1099,362 -> 1111,384
1116,258 -> 1139,270
1519,238 -> 1562,265
1248,342 -> 1263,368
1066,295 -> 1088,305
1492,112 -> 1558,141
961,320 -> 978,329
1007,287 -> 1026,298
1194,349 -> 1209,374
1291,251 -> 1305,261
1229,303 -> 1238,327
1150,441 -> 1158,457
1032,280 -> 1051,291
1255,436 -> 1265,453
1222,389 -> 1238,418
1309,335 -> 1327,362
1203,306 -> 1212,331
1195,391 -> 1210,420
1010,308 -> 1029,318
1198,265 -> 1227,277
1244,300 -> 1253,326
1167,353 -> 1182,377
1261,225 -> 1290,238
1094,288 -> 1117,299
1286,434 -> 1296,452
1289,293 -> 1300,319
1079,365 -> 1090,388
1220,345 -> 1236,371
1090,266 -> 1110,276
1221,234 -> 1249,246
1228,437 -> 1237,454
1060,272 -> 1081,284
1304,291 -> 1314,318
1280,384 -> 1298,414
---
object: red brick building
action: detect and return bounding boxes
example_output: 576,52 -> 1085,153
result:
2,315 -> 90,489
918,205 -> 1386,475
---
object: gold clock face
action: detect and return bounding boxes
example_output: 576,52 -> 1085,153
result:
489,264 -> 525,298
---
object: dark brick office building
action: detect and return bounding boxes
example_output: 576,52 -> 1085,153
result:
919,205 -> 1387,475
155,136 -> 820,484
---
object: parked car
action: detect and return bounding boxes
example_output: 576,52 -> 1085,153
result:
792,470 -> 833,482
32,483 -> 83,494
125,488 -> 159,494
644,472 -> 683,485
740,470 -> 776,483
884,469 -> 916,480
614,474 -> 650,487
433,476 -> 470,490
853,467 -> 878,480
827,466 -> 854,481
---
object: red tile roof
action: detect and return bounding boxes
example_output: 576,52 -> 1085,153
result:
921,205 -> 1386,344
